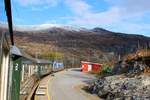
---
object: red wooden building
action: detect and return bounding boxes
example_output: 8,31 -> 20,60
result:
81,61 -> 102,73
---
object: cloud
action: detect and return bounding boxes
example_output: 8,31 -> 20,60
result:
13,0 -> 150,36
65,0 -> 91,16
14,0 -> 150,27
69,7 -> 121,27
64,0 -> 121,27
14,0 -> 61,7
31,6 -> 50,11
108,21 -> 150,36
105,0 -> 150,16
64,0 -> 150,36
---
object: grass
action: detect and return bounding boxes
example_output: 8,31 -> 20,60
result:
88,64 -> 113,77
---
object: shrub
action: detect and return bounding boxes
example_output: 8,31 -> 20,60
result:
97,65 -> 112,77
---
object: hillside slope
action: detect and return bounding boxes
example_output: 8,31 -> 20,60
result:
1,26 -> 150,67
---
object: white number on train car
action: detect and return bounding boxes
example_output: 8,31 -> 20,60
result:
15,63 -> 19,71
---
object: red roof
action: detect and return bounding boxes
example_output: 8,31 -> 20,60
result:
81,61 -> 102,65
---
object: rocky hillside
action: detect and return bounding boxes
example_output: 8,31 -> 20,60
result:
1,26 -> 150,67
86,48 -> 150,100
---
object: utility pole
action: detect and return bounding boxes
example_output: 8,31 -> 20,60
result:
71,40 -> 74,68
71,55 -> 74,68
55,40 -> 58,61
35,49 -> 41,77
71,40 -> 77,68
118,54 -> 121,61
138,40 -> 140,50
35,49 -> 41,59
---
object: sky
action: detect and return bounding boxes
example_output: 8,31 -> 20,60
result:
0,0 -> 150,36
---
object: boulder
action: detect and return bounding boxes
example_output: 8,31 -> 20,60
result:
88,75 -> 150,99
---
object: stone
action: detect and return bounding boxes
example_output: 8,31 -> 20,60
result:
88,75 -> 150,99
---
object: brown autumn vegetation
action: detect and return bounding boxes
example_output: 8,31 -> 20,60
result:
1,27 -> 150,67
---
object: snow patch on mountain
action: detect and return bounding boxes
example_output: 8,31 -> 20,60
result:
14,24 -> 88,32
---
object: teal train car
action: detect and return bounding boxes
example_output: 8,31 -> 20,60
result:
0,1 -> 65,100
0,0 -> 22,100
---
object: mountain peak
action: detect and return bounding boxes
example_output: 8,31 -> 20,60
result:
92,27 -> 111,33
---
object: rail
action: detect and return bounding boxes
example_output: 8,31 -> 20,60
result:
20,75 -> 39,100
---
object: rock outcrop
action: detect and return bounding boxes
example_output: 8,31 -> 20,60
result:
88,75 -> 150,100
